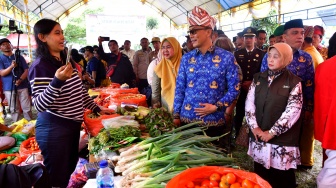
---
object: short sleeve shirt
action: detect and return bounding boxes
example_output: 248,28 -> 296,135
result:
0,54 -> 29,91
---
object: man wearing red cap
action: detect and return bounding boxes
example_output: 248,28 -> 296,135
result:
173,6 -> 241,147
313,25 -> 328,61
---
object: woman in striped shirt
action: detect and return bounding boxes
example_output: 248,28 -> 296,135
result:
29,18 -> 113,188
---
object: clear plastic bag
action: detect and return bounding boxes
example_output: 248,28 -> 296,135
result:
101,116 -> 139,129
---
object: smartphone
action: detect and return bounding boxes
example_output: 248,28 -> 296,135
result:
101,36 -> 110,41
66,44 -> 72,65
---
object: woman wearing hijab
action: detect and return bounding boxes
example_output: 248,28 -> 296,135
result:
245,43 -> 303,188
151,37 -> 182,112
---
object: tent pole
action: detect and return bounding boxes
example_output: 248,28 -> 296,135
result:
278,0 -> 282,23
23,0 -> 32,64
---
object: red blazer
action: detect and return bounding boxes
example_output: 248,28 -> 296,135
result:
314,55 -> 336,150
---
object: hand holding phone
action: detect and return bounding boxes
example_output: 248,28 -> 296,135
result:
100,36 -> 110,41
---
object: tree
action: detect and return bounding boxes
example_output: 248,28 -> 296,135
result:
251,9 -> 278,37
0,20 -> 11,37
146,17 -> 158,31
63,7 -> 103,45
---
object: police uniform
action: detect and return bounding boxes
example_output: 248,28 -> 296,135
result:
233,27 -> 265,136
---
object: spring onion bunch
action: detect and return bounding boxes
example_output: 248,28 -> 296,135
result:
116,122 -> 234,188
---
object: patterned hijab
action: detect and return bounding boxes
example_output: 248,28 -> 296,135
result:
154,37 -> 182,112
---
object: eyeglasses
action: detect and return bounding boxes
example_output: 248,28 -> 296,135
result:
187,27 -> 211,35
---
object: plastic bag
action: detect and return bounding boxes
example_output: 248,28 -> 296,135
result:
83,110 -> 120,137
109,93 -> 147,107
166,166 -> 271,188
19,137 -> 41,158
101,116 -> 139,129
0,153 -> 23,165
11,133 -> 28,142
11,119 -> 29,133
1,146 -> 19,154
67,158 -> 89,188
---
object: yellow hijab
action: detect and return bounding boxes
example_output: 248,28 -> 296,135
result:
154,37 -> 182,112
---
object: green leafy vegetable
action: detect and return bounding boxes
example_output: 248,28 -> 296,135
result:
144,108 -> 175,137
89,125 -> 141,154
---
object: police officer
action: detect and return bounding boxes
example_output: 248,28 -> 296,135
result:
233,27 -> 265,137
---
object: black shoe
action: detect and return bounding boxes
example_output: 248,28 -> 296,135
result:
297,165 -> 313,170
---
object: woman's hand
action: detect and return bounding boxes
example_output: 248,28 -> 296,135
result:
251,127 -> 263,141
259,131 -> 274,142
194,103 -> 217,118
55,63 -> 73,81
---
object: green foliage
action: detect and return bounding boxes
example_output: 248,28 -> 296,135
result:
251,9 -> 278,37
146,17 -> 159,30
0,20 -> 11,37
63,7 -> 103,45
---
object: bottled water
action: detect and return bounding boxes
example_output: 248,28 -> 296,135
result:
96,160 -> 114,188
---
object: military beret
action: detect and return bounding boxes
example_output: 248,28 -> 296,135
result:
273,25 -> 284,36
284,19 -> 304,31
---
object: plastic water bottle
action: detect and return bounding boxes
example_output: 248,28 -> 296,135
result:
96,160 -> 114,188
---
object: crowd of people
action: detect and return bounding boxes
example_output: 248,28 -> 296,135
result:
0,5 -> 334,188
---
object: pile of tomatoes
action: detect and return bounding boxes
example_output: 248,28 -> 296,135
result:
186,172 -> 261,188
26,138 -> 39,151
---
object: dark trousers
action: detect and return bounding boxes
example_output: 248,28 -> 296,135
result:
254,162 -> 296,188
138,79 -> 149,95
36,112 -> 81,188
233,89 -> 247,137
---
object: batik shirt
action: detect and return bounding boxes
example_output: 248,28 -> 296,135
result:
245,75 -> 303,170
173,46 -> 240,126
260,50 -> 314,111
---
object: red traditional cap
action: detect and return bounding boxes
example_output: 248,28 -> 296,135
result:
304,26 -> 314,38
313,25 -> 325,37
188,6 -> 216,30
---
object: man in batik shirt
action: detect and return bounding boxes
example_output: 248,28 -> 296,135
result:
173,6 -> 241,143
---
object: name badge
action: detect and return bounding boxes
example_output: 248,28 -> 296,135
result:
283,85 -> 290,88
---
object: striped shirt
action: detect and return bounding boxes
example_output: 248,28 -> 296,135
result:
29,57 -> 100,121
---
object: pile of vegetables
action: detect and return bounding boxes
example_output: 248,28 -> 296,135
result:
144,108 -> 175,137
115,122 -> 235,188
26,138 -> 39,151
120,106 -> 150,122
0,155 -> 17,164
166,166 -> 271,188
184,172 -> 260,188
88,125 -> 141,154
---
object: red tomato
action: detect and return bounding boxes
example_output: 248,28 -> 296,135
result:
210,173 -> 221,181
254,185 -> 261,188
186,181 -> 195,188
221,175 -> 227,182
209,180 -> 219,187
195,186 -> 201,188
219,181 -> 229,188
202,180 -> 211,187
226,173 -> 237,184
230,182 -> 241,188
241,179 -> 254,188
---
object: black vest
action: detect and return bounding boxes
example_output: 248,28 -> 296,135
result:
251,70 -> 302,146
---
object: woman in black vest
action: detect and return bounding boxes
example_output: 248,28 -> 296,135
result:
245,43 -> 303,188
